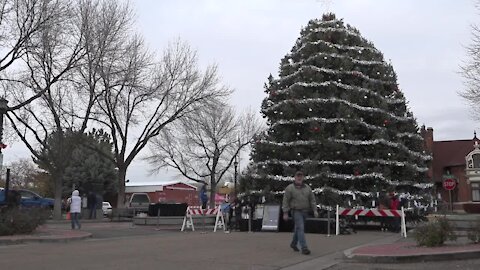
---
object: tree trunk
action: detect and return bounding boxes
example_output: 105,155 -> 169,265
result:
116,167 -> 127,208
53,173 -> 63,220
209,173 -> 216,208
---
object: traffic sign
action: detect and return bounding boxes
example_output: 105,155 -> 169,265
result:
443,178 -> 456,191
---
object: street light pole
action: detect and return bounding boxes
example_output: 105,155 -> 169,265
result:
0,97 -> 8,198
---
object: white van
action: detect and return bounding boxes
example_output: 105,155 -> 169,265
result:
126,193 -> 151,212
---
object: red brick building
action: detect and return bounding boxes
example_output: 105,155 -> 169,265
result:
125,181 -> 199,206
422,126 -> 480,212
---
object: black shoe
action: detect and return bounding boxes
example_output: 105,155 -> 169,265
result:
301,248 -> 311,255
290,243 -> 299,252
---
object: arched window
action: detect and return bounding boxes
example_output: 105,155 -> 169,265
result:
473,154 -> 480,168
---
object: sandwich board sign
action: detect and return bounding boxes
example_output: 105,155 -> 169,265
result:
261,204 -> 281,231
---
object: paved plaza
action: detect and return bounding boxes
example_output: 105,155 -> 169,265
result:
2,222 -> 480,270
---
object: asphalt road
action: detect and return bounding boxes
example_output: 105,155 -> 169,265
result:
5,222 -> 480,270
0,222 -> 396,270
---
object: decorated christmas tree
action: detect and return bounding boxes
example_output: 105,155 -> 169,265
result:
247,13 -> 432,208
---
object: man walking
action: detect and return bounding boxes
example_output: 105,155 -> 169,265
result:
282,171 -> 318,255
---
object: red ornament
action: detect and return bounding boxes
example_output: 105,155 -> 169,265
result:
383,120 -> 389,126
311,126 -> 320,132
270,91 -> 277,97
354,170 -> 360,176
0,143 -> 7,149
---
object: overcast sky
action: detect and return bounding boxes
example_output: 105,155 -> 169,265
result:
4,0 -> 480,185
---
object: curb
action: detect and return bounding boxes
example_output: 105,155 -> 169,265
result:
0,231 -> 92,246
345,249 -> 480,263
344,242 -> 480,263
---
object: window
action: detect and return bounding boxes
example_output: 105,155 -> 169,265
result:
473,154 -> 480,168
19,191 -> 35,200
472,183 -> 480,202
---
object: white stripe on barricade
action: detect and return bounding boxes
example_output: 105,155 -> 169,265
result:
180,205 -> 226,232
335,205 -> 407,238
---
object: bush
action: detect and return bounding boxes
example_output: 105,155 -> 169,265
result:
0,207 -> 49,236
415,217 -> 457,247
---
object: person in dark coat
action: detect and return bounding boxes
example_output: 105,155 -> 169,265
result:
389,192 -> 401,233
378,192 -> 390,232
200,184 -> 208,209
87,191 -> 97,219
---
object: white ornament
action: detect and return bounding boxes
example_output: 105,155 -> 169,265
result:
324,56 -> 328,60
309,108 -> 313,112
297,153 -> 301,156
296,132 -> 300,136
364,95 -> 368,99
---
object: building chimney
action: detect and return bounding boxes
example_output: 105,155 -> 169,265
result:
425,127 -> 434,153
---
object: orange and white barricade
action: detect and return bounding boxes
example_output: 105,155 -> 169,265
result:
181,205 -> 225,232
335,205 -> 407,238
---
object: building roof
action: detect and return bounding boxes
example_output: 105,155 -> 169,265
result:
432,139 -> 476,181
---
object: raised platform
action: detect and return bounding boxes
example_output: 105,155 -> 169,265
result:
133,215 -> 217,226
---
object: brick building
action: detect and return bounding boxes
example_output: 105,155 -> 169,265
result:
422,126 -> 480,212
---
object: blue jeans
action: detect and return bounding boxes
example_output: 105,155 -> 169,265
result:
71,213 -> 81,229
291,210 -> 308,249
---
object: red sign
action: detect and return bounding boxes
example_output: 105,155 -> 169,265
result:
443,178 -> 456,191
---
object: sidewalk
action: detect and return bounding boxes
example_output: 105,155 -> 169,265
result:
0,225 -> 92,245
345,235 -> 480,263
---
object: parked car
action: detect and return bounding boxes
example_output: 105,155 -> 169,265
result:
102,201 -> 112,216
0,189 -> 54,209
126,193 -> 151,213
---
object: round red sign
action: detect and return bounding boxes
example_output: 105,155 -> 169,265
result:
443,178 -> 456,191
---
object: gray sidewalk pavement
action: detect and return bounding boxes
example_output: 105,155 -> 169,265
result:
0,223 -> 398,270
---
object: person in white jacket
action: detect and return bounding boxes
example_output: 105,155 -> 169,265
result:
69,190 -> 82,229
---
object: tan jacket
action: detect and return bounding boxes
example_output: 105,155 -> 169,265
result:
282,183 -> 317,213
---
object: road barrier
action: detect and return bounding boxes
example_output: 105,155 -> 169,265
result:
335,205 -> 407,237
181,206 -> 225,232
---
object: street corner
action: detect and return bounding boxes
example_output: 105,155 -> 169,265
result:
344,240 -> 480,264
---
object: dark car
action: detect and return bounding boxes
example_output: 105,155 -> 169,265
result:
0,189 -> 54,209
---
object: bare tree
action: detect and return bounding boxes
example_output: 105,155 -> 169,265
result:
94,39 -> 230,208
461,2 -> 480,117
5,0 -> 133,218
0,158 -> 41,189
0,0 -> 85,110
146,103 -> 261,207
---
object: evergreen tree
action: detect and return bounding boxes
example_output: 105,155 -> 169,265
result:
248,14 -> 432,208
63,129 -> 118,197
34,129 -> 117,198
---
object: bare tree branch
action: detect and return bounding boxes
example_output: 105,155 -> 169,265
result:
146,103 -> 261,207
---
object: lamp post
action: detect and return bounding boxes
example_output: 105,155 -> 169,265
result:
234,155 -> 238,200
0,97 -> 8,200
0,97 -> 8,151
